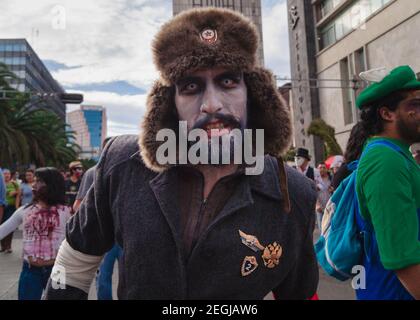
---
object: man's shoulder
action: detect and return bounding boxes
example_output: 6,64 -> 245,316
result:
99,134 -> 147,173
359,143 -> 410,178
266,155 -> 317,206
285,163 -> 317,200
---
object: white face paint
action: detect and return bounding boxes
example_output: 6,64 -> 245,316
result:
295,156 -> 305,168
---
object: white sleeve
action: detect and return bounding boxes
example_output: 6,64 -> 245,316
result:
0,206 -> 25,240
51,239 -> 103,293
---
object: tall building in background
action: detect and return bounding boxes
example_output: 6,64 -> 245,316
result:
0,39 -> 66,120
287,0 -> 420,162
173,0 -> 265,66
67,105 -> 107,160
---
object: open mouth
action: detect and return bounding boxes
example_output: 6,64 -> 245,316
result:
203,120 -> 234,138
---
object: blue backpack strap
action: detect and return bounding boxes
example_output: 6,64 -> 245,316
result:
361,140 -> 411,165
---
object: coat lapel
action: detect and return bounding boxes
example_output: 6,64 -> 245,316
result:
188,175 -> 255,260
149,168 -> 185,260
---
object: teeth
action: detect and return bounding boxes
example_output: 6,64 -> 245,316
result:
206,123 -> 226,130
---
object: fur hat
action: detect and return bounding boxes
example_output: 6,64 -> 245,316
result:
139,8 -> 292,172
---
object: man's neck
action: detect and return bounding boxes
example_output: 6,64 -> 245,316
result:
70,175 -> 79,183
196,164 -> 239,200
377,127 -> 412,146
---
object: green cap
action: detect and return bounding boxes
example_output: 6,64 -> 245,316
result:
356,65 -> 420,109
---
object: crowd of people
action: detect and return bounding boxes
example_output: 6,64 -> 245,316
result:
0,7 -> 419,301
0,142 -> 119,299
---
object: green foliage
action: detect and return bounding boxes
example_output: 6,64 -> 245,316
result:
307,119 -> 343,159
0,63 -> 80,169
284,146 -> 296,162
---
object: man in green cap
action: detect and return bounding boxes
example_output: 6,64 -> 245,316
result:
355,65 -> 420,300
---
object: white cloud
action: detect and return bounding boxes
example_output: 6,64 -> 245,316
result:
0,0 -> 170,89
1,1 -> 291,136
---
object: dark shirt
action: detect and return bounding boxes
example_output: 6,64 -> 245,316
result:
177,166 -> 242,257
65,178 -> 81,207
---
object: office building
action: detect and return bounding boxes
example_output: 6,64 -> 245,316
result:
0,39 -> 66,120
67,105 -> 107,160
287,0 -> 420,161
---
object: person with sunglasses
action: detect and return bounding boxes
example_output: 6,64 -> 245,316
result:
64,161 -> 84,211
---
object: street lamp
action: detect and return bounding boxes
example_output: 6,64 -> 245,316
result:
59,93 -> 83,104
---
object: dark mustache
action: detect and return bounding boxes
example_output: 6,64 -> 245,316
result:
192,113 -> 241,131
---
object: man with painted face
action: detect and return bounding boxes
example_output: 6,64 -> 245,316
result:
355,65 -> 420,300
45,8 -> 318,300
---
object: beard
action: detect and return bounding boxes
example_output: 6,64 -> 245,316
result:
396,116 -> 420,144
187,113 -> 246,165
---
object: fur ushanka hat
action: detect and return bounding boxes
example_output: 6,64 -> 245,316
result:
139,8 -> 292,172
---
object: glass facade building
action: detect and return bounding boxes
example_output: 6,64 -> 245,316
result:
173,0 -> 265,66
0,39 -> 66,120
67,105 -> 107,160
287,0 -> 419,162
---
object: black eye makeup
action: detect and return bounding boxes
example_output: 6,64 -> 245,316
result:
216,72 -> 242,88
177,77 -> 203,94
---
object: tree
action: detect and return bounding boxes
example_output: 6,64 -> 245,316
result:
307,119 -> 343,159
0,63 -> 80,168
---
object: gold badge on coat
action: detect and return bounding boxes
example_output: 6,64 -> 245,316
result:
241,256 -> 258,277
262,242 -> 283,269
238,230 -> 265,252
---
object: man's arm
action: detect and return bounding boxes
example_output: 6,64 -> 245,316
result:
361,148 -> 420,298
272,210 -> 319,300
396,264 -> 420,299
44,240 -> 103,300
272,172 -> 319,300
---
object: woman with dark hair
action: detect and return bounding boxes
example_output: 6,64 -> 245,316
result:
0,167 -> 71,300
329,122 -> 370,192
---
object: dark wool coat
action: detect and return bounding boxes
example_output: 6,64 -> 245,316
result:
66,135 -> 319,299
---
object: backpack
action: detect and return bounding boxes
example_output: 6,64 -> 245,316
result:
314,140 -> 408,281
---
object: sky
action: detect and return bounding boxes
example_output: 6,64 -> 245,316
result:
0,0 -> 291,137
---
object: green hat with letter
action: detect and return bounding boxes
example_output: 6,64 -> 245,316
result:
356,65 -> 420,109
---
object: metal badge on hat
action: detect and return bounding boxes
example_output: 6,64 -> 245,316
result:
200,29 -> 218,44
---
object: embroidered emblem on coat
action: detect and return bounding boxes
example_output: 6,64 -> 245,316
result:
241,256 -> 258,276
200,29 -> 218,44
262,242 -> 282,269
238,230 -> 265,252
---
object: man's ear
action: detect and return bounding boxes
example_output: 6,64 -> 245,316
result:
378,106 -> 396,122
